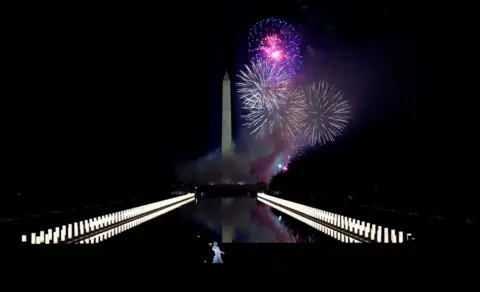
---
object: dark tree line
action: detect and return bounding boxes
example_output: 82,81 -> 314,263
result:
270,113 -> 476,224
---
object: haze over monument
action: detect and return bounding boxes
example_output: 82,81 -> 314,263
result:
175,70 -> 260,184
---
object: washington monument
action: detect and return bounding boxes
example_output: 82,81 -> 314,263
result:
221,70 -> 236,242
177,69 -> 255,185
220,70 -> 234,184
221,71 -> 233,158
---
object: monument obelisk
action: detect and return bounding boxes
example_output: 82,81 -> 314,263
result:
221,70 -> 234,242
221,71 -> 233,157
220,71 -> 234,184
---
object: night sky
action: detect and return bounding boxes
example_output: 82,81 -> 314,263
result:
2,1 -> 432,199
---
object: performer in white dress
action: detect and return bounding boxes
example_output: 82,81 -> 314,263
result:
209,242 -> 225,264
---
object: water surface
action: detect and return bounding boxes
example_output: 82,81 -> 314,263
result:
178,197 -> 295,243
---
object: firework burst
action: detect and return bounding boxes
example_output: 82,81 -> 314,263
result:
242,88 -> 304,140
298,81 -> 351,146
248,18 -> 302,76
237,59 -> 292,110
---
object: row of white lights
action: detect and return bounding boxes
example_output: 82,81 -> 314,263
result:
22,193 -> 195,244
74,198 -> 195,244
258,197 -> 361,243
257,193 -> 410,243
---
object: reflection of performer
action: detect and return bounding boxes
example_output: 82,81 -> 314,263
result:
209,242 -> 225,264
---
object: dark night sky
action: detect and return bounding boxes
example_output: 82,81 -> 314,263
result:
5,1 -> 465,199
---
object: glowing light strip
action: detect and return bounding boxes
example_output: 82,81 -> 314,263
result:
258,193 -> 411,243
22,193 -> 195,244
258,197 -> 361,243
76,198 -> 195,244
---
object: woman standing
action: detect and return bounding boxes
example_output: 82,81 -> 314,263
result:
209,242 -> 225,264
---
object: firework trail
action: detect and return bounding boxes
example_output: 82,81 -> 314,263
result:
248,18 -> 302,76
298,81 -> 351,146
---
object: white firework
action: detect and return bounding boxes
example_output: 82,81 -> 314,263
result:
299,81 -> 351,146
236,59 -> 293,111
242,87 -> 304,140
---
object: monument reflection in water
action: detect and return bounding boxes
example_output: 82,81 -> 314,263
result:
178,196 -> 295,243
175,70 -> 295,243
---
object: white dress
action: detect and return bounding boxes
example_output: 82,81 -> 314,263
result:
212,246 -> 224,264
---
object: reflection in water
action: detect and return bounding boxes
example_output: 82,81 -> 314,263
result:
179,197 -> 295,243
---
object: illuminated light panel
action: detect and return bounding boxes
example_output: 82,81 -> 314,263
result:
78,198 -> 195,244
257,193 -> 411,243
23,193 -> 195,244
258,197 -> 360,243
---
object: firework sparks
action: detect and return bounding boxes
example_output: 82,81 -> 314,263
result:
243,88 -> 304,140
259,35 -> 285,61
299,81 -> 351,146
248,18 -> 302,76
237,59 -> 292,110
